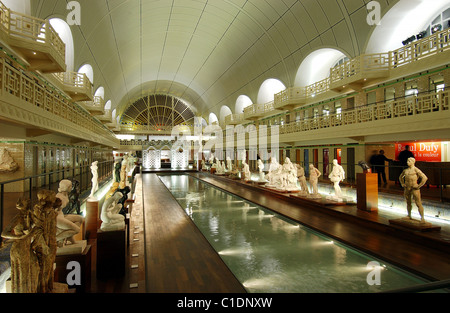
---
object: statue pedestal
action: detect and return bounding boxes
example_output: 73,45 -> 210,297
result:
55,244 -> 92,293
86,199 -> 99,240
389,217 -> 441,232
96,228 -> 126,280
356,173 -> 378,212
56,240 -> 87,256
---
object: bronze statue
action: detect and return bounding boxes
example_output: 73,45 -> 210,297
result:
1,190 -> 58,293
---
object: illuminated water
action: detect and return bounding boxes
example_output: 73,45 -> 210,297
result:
159,174 -> 432,293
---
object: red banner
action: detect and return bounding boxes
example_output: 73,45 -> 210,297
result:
395,142 -> 442,162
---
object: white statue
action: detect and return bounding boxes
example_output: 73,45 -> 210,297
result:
100,192 -> 125,231
119,160 -> 127,189
296,164 -> 309,195
201,159 -> 206,171
266,157 -> 283,187
328,159 -> 345,200
308,164 -> 322,199
226,156 -> 232,172
399,157 -> 428,222
216,158 -> 225,175
208,153 -> 215,164
257,159 -> 266,182
221,161 -> 226,173
242,162 -> 251,181
88,161 -> 98,200
281,158 -> 299,191
55,180 -> 84,247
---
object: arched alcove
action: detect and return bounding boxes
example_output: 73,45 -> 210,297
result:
2,0 -> 30,15
94,86 -> 105,99
257,79 -> 286,104
209,113 -> 219,125
235,95 -> 253,114
49,18 -> 74,72
219,105 -> 233,123
78,64 -> 94,85
366,0 -> 450,53
295,48 -> 347,87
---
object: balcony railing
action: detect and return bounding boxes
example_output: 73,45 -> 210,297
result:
0,52 -> 118,146
98,108 -> 113,123
224,113 -> 247,125
79,95 -> 105,115
50,71 -> 93,102
0,1 -> 66,72
243,101 -> 276,120
270,28 -> 450,114
279,90 -> 449,135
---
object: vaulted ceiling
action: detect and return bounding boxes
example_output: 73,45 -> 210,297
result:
31,0 -> 397,122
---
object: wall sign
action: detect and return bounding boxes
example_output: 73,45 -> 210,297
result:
395,142 -> 441,162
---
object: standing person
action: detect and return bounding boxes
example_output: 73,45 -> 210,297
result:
398,145 -> 414,167
373,150 -> 393,185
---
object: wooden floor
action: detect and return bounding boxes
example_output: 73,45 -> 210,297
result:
141,173 -> 246,293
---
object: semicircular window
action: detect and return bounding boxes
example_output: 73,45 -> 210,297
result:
120,95 -> 195,133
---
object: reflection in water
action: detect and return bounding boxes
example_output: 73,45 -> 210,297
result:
159,175 -> 430,293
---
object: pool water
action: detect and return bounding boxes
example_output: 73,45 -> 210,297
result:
159,174 -> 431,293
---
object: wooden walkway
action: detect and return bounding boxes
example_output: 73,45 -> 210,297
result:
141,173 -> 246,293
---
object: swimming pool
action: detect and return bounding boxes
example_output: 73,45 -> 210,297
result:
159,174 -> 431,293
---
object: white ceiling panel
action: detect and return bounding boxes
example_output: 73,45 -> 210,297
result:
29,0 -> 406,119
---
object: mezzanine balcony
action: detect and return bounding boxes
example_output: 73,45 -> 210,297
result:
243,101 -> 278,120
78,96 -> 105,116
97,109 -> 112,124
48,71 -> 93,102
329,53 -> 390,92
278,90 -> 449,145
0,1 -> 65,73
224,113 -> 248,126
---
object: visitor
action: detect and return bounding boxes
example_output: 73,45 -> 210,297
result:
372,150 -> 392,185
398,145 -> 415,168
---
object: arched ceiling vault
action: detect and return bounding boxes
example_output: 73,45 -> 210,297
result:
32,0 -> 397,121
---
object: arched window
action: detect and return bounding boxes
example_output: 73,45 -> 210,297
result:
295,49 -> 347,87
78,64 -> 94,85
257,79 -> 285,104
94,86 -> 105,99
49,18 -> 74,72
219,105 -> 232,123
2,0 -> 30,15
366,0 -> 450,53
209,113 -> 219,125
235,95 -> 253,114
